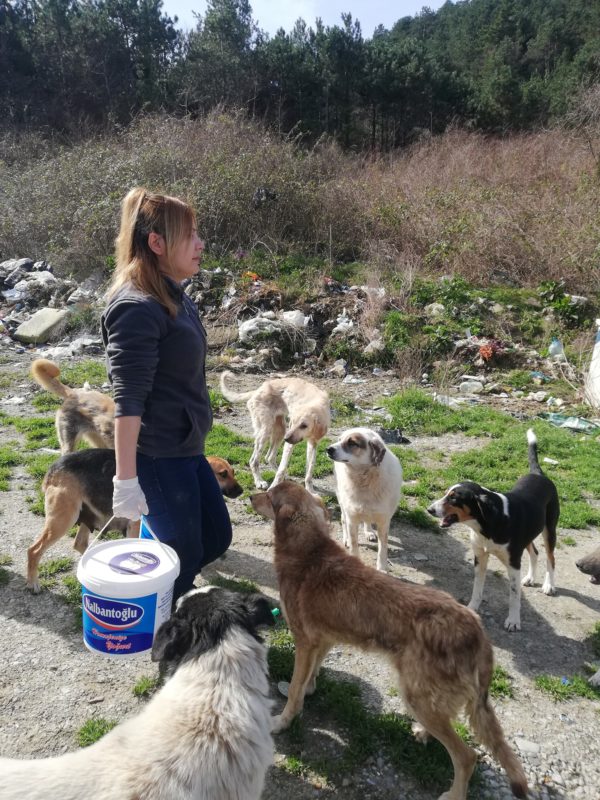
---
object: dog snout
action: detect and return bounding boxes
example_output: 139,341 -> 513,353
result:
427,502 -> 439,517
326,445 -> 336,458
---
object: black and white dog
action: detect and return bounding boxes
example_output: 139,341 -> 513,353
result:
427,429 -> 560,632
0,587 -> 275,800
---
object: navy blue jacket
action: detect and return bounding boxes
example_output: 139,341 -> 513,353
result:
101,278 -> 212,458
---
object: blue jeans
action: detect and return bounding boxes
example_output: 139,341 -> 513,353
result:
136,453 -> 232,601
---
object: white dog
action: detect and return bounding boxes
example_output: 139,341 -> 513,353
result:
327,427 -> 403,572
0,587 -> 275,800
220,370 -> 330,492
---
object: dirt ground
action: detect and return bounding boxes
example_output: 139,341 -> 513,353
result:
1,357 -> 599,799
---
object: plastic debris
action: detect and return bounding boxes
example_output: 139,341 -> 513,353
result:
539,413 -> 600,434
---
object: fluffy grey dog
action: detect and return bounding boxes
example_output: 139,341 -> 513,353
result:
0,587 -> 275,800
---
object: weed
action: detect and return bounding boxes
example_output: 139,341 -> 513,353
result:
0,567 -> 9,586
76,718 -> 118,747
268,621 -> 296,683
38,556 -> 73,578
133,675 -> 161,699
61,360 -> 108,387
1,415 -> 58,450
208,574 -> 259,594
0,553 -> 13,566
489,665 -> 515,699
62,575 -> 82,608
279,756 -> 307,777
534,673 -> 600,701
561,536 -> 577,547
0,443 -> 23,490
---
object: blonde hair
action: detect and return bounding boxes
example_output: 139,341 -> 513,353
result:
108,187 -> 196,317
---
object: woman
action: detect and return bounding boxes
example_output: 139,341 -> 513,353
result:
101,187 -> 232,600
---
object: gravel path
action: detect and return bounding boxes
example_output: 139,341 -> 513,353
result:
1,359 -> 599,799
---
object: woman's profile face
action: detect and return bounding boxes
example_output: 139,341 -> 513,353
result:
165,226 -> 205,282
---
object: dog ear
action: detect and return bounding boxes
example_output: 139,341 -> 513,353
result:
369,439 -> 386,466
245,594 -> 276,628
151,616 -> 193,663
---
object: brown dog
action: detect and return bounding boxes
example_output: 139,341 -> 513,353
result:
31,359 -> 115,453
576,544 -> 600,687
251,481 -> 527,800
27,450 -> 243,593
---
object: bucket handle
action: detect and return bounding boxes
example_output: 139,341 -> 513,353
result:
87,516 -> 179,571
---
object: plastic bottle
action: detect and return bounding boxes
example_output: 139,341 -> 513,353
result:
548,337 -> 565,360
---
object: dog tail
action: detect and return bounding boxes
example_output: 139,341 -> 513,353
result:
469,658 -> 528,798
219,370 -> 256,402
526,428 -> 543,475
31,359 -> 72,399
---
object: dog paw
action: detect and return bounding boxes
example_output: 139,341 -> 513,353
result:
588,670 -> 600,688
467,601 -> 481,613
27,580 -> 41,594
542,582 -> 557,596
271,714 -> 290,733
521,575 -> 535,587
504,616 -> 521,632
256,479 -> 269,490
367,532 -> 378,543
412,722 -> 430,744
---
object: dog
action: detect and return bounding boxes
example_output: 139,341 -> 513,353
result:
0,586 -> 275,800
427,428 -> 560,632
27,450 -> 243,593
220,370 -> 330,492
576,544 -> 600,686
31,358 -> 115,453
251,481 -> 527,800
327,427 -> 403,572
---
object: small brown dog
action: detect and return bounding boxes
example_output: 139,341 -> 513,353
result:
251,481 -> 527,800
31,359 -> 115,453
27,450 -> 243,593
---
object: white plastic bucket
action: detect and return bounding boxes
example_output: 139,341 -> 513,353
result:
77,539 -> 180,658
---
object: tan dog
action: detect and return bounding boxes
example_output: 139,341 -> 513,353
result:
220,370 -> 330,492
27,450 -> 243,593
251,481 -> 527,800
327,427 -> 403,572
31,359 -> 115,453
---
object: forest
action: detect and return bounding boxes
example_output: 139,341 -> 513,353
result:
1,0 -> 599,146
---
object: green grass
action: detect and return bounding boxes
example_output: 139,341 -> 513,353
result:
489,665 -> 515,699
395,502 -> 440,531
76,718 -> 118,747
133,675 -> 161,698
534,673 -> 600,701
279,755 -> 308,777
208,574 -> 259,594
38,556 -> 73,578
23,452 -> 58,514
384,393 -> 600,530
60,360 -> 108,387
330,394 -> 363,424
208,387 -> 231,410
31,393 -> 61,411
0,443 -> 23,490
62,575 -> 82,606
0,554 -> 13,566
0,414 -> 59,450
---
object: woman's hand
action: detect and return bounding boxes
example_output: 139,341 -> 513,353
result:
112,476 -> 149,521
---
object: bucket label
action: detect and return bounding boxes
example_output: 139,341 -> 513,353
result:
108,550 -> 160,575
81,589 -> 158,655
83,596 -> 144,629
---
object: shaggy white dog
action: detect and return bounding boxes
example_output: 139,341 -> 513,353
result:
0,587 -> 275,800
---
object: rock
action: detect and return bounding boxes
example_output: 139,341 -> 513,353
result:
12,307 -> 70,343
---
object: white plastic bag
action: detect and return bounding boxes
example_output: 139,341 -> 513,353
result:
585,319 -> 600,408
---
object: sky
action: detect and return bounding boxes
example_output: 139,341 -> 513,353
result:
160,0 -> 448,38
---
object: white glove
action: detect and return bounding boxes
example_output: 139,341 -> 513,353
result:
112,476 -> 149,521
